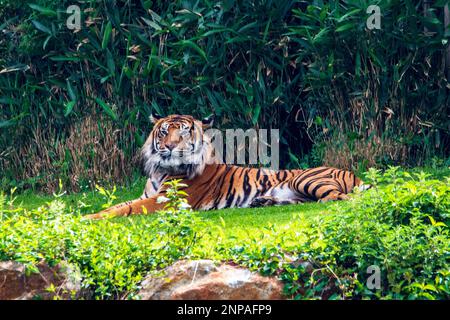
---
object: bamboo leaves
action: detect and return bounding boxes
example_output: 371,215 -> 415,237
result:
95,98 -> 118,121
174,40 -> 208,62
102,21 -> 113,49
1,0 -> 448,192
64,101 -> 76,117
31,20 -> 52,35
28,4 -> 57,16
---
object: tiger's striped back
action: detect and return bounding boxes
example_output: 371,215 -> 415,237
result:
86,114 -> 368,219
182,164 -> 364,210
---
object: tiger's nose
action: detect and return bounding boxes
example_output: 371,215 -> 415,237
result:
166,143 -> 176,151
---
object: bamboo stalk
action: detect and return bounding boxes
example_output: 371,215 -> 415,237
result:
445,4 -> 450,80
424,0 -> 431,33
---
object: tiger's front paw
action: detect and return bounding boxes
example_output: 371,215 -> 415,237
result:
249,196 -> 278,208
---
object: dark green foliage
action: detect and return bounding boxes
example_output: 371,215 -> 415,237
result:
0,0 -> 449,191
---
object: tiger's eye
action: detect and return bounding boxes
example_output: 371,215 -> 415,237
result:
160,123 -> 169,135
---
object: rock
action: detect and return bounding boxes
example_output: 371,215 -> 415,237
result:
289,259 -> 314,273
138,260 -> 284,300
0,260 -> 83,300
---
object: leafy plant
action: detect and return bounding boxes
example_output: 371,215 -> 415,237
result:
0,179 -> 205,299
212,168 -> 450,300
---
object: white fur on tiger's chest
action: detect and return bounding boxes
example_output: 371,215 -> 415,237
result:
268,186 -> 297,201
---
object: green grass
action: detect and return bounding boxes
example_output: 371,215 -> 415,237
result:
12,165 -> 447,228
13,180 -> 146,213
11,176 -> 345,266
10,165 -> 448,240
122,201 -> 340,241
13,177 -> 338,236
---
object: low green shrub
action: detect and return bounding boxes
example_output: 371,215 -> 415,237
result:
214,167 -> 450,299
0,180 -> 205,299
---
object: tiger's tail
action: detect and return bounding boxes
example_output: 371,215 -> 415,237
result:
355,176 -> 372,192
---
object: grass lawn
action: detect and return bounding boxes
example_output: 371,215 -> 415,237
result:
10,165 -> 448,237
12,176 -> 340,237
12,165 -> 447,228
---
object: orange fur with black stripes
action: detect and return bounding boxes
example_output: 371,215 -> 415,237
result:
86,114 -> 368,219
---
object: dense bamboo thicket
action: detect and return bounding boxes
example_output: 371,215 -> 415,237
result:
0,0 -> 449,192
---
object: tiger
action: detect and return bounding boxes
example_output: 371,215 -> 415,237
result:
86,114 -> 370,219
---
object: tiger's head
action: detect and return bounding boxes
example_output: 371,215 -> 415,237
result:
141,113 -> 216,178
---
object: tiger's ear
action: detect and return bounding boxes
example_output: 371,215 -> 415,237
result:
150,111 -> 163,124
202,114 -> 215,129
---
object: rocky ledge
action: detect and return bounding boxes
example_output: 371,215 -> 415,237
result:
138,259 -> 285,300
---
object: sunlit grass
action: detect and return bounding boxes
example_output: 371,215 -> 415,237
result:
13,178 -> 338,236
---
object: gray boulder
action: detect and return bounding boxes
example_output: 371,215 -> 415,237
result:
138,260 -> 284,300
